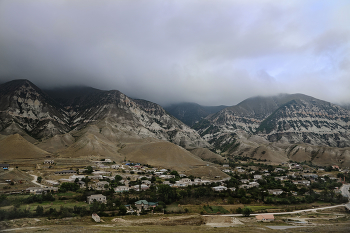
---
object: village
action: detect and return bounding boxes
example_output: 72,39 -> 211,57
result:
1,156 -> 349,228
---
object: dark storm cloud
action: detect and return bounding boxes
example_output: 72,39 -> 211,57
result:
0,0 -> 349,106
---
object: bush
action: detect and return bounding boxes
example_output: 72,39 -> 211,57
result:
242,207 -> 252,217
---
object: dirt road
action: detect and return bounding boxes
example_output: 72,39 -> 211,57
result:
28,174 -> 45,188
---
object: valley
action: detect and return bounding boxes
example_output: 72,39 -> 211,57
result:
1,79 -> 350,232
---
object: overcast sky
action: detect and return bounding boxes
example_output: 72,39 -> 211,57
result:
0,0 -> 349,106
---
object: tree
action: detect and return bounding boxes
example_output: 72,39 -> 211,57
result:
337,173 -> 345,179
35,205 -> 44,216
37,176 -> 42,183
85,166 -> 93,174
115,175 -> 123,182
119,205 -> 127,215
59,182 -> 80,192
170,170 -> 179,177
242,207 -> 252,217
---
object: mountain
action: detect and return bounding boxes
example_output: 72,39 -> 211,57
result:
0,79 -> 217,172
194,94 -> 350,166
0,80 -> 71,139
163,102 -> 227,126
44,86 -> 100,107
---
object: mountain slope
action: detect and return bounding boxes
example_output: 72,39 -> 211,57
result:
0,80 -> 70,139
65,90 -> 209,149
0,80 -> 208,149
0,134 -> 50,159
193,94 -> 350,167
196,94 -> 350,148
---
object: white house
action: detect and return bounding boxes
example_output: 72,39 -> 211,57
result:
114,186 -> 130,193
87,194 -> 107,204
268,189 -> 283,195
92,213 -> 100,222
212,186 -> 227,192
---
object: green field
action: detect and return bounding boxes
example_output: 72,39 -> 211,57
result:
203,206 -> 229,214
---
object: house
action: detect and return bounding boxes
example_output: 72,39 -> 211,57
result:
87,194 -> 107,204
174,181 -> 188,187
103,176 -> 115,181
95,181 -> 109,190
44,187 -> 58,192
239,184 -> 250,189
134,200 -> 158,211
114,186 -> 130,193
223,164 -> 229,168
132,184 -> 149,191
89,175 -> 103,180
256,214 -> 274,222
44,160 -> 54,165
142,180 -> 152,185
212,186 -> 227,192
92,171 -> 110,176
92,213 -> 100,222
254,175 -> 263,180
274,176 -> 288,181
249,182 -> 260,188
26,187 -> 44,194
69,175 -> 86,180
201,180 -> 211,185
293,180 -> 310,186
240,179 -> 249,184
302,174 -> 318,179
44,180 -> 60,187
268,189 -> 283,195
159,175 -> 175,179
79,168 -> 88,174
290,164 -> 302,170
54,170 -> 77,175
0,164 -> 9,170
274,168 -> 285,172
111,165 -> 120,169
179,178 -> 191,183
77,181 -> 86,189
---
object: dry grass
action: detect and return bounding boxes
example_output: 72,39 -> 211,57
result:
120,141 -> 207,171
189,148 -> 225,163
0,134 -> 49,160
